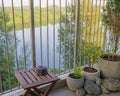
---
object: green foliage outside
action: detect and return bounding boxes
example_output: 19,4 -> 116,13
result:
0,10 -> 18,91
49,68 -> 63,74
5,6 -> 62,30
57,0 -> 103,70
57,1 -> 76,70
101,0 -> 120,52
80,0 -> 104,46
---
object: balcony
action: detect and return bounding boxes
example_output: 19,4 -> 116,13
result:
2,78 -> 120,96
0,0 -> 120,96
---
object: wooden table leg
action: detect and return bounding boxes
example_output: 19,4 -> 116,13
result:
33,87 -> 44,94
43,81 -> 57,96
23,89 -> 38,96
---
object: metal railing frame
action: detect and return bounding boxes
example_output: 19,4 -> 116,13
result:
29,0 -> 36,68
0,0 -> 107,94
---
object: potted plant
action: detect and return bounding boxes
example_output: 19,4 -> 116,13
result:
66,66 -> 84,91
79,43 -> 102,81
98,0 -> 120,79
98,52 -> 120,79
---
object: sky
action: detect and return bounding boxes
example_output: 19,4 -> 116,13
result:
0,0 -> 67,7
0,0 -> 105,8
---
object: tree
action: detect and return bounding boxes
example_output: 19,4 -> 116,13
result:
0,8 -> 33,91
101,0 -> 120,52
57,0 -> 76,70
57,0 -> 102,70
0,9 -> 18,91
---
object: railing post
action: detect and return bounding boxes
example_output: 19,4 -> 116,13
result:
0,72 -> 2,92
29,0 -> 36,68
74,0 -> 80,68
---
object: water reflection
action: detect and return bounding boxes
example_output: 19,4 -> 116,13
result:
16,24 -> 61,69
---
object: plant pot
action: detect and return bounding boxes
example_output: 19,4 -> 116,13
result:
82,65 -> 100,81
66,74 -> 84,91
98,57 -> 120,79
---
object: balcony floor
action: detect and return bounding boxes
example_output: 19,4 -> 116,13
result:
49,86 -> 120,96
25,86 -> 76,96
2,86 -> 120,96
49,86 -> 76,96
27,86 -> 120,96
2,77 -> 120,96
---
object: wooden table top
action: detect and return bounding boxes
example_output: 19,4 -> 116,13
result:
14,68 -> 59,89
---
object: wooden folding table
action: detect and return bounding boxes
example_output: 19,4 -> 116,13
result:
14,68 -> 60,96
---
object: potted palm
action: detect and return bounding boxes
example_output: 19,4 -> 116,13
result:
98,0 -> 120,79
66,66 -> 84,91
79,43 -> 102,81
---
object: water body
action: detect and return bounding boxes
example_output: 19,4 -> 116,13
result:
16,24 -> 62,69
